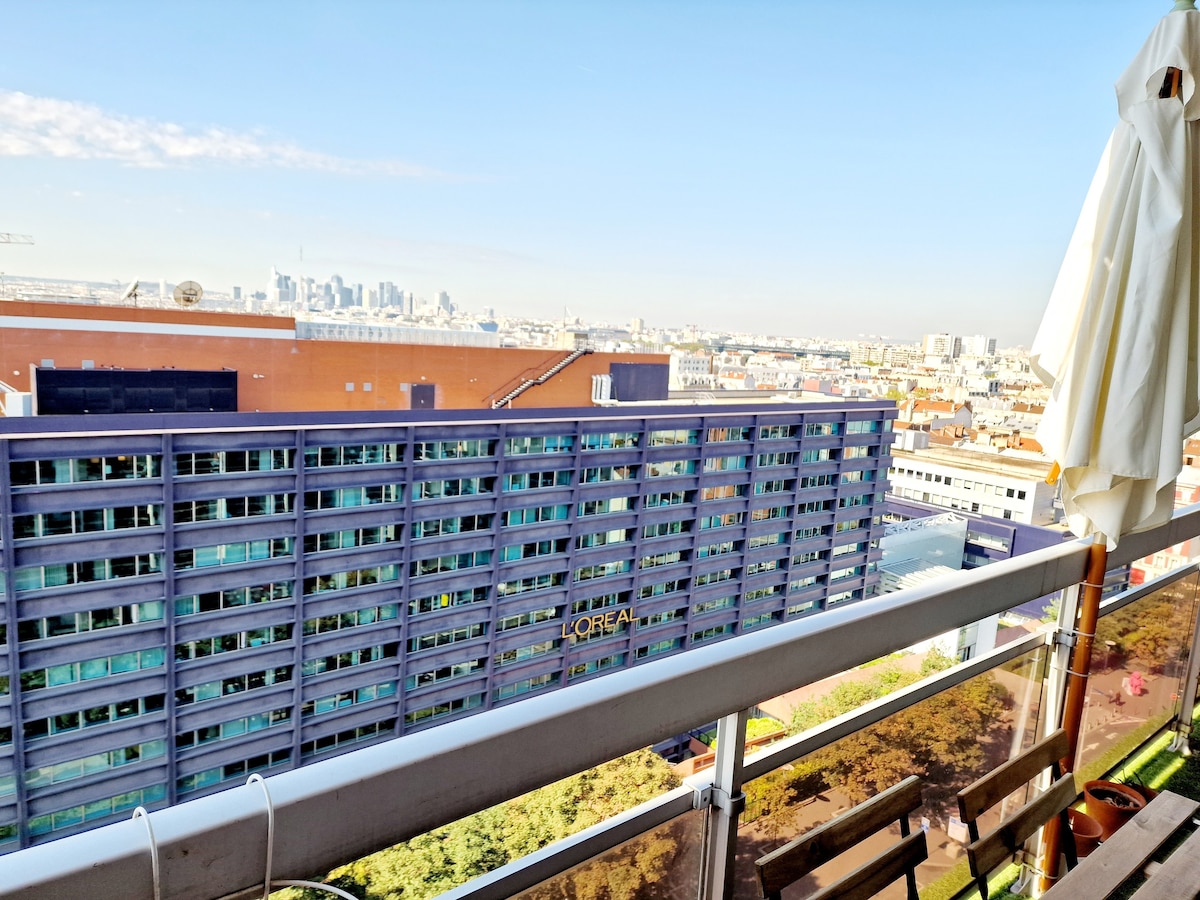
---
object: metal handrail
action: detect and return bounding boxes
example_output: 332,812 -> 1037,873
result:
1,503 -> 1198,900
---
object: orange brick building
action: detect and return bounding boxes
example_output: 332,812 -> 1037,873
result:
0,301 -> 665,412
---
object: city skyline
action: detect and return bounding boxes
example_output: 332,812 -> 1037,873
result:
0,1 -> 1166,347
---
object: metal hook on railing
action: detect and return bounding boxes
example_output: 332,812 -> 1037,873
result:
246,773 -> 360,900
131,806 -> 161,900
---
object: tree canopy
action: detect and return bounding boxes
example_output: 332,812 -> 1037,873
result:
278,748 -> 681,900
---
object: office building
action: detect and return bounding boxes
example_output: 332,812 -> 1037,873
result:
0,398 -> 893,848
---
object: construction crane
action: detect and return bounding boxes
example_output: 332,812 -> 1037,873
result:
0,234 -> 34,245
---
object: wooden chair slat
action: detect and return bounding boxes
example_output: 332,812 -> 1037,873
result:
756,775 -> 922,896
753,777 -> 921,900
957,729 -> 1069,824
967,773 -> 1076,877
806,831 -> 928,900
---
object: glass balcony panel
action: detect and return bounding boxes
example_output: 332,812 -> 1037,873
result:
736,645 -> 1049,899
1076,570 -> 1200,781
511,810 -> 704,900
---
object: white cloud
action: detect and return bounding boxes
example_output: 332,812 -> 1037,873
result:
0,90 -> 439,177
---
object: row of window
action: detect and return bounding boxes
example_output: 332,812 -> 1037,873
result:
176,708 -> 292,749
302,681 -> 397,717
19,600 -> 163,641
24,695 -> 165,742
27,784 -> 166,838
301,643 -> 398,676
175,624 -> 293,661
177,749 -> 292,794
21,648 -> 165,692
26,739 -> 166,790
175,666 -> 292,706
9,421 -> 884,489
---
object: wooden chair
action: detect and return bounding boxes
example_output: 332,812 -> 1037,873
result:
755,775 -> 926,900
956,728 -> 1078,899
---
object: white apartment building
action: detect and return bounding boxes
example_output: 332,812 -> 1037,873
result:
888,437 -> 1058,526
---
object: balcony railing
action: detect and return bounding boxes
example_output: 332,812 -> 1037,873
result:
4,504 -> 1200,900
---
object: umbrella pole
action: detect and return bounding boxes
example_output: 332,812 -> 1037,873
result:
1039,537 -> 1108,893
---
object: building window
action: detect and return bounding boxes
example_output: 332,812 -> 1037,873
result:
635,637 -> 683,659
504,435 -> 575,455
176,624 -> 293,660
574,560 -> 633,582
25,740 -> 167,790
24,694 -> 166,742
412,513 -> 494,539
641,520 -> 690,538
304,444 -> 403,467
578,496 -> 635,517
706,426 -> 750,443
580,432 -> 639,450
304,604 -> 399,635
645,490 -> 692,507
403,695 -> 483,727
759,424 -> 799,440
410,551 -> 492,578
302,683 -> 396,717
175,581 -> 293,616
12,454 -> 162,485
174,666 -> 293,706
306,484 -> 403,508
496,606 -> 559,632
174,449 -> 292,476
494,672 -> 560,701
757,452 -> 797,468
412,478 -> 493,501
504,470 -> 572,491
305,525 -> 399,553
303,564 -> 399,596
504,505 -> 569,526
693,595 -> 736,615
175,494 -> 292,524
409,586 -> 489,615
494,639 -> 559,667
577,528 -> 632,549
497,572 -> 567,597
646,459 -> 695,477
15,554 -> 162,592
302,643 -> 398,677
568,653 -> 626,677
582,465 -> 637,483
407,622 -> 487,652
14,503 -> 162,538
703,455 -> 748,472
19,600 -> 163,641
412,439 -> 497,461
177,707 -> 292,747
693,623 -> 734,644
175,538 -> 293,571
405,659 -> 486,691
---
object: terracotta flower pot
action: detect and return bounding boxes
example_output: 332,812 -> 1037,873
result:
1068,808 -> 1103,857
1084,780 -> 1147,839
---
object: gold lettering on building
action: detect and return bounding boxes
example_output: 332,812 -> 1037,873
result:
561,607 -> 634,639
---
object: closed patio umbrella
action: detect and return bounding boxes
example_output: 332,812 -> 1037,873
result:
1029,1 -> 1200,889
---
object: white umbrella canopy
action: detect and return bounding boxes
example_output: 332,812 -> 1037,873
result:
1031,3 -> 1200,549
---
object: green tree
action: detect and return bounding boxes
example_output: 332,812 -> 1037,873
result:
279,749 -> 681,900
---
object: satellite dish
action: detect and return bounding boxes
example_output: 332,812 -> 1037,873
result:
120,280 -> 139,303
173,281 -> 203,306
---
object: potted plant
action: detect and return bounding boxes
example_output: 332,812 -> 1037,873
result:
1084,780 -> 1147,838
1067,808 -> 1103,857
1120,771 -> 1159,804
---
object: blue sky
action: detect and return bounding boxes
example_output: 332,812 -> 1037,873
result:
0,1 -> 1171,346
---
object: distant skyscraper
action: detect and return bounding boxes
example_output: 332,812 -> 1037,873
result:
436,290 -> 453,316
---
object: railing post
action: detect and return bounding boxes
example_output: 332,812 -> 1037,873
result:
698,709 -> 749,900
1045,582 -> 1083,740
1171,572 -> 1200,753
